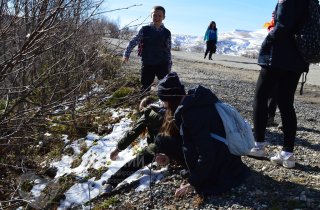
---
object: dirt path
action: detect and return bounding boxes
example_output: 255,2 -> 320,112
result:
171,51 -> 320,106
117,50 -> 320,209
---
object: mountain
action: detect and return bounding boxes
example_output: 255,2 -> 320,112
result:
171,29 -> 268,58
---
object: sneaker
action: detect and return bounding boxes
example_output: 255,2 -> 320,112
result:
248,146 -> 266,157
270,152 -> 295,168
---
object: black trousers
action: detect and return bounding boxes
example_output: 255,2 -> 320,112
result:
267,97 -> 277,119
267,80 -> 279,119
204,40 -> 216,59
141,62 -> 169,93
253,67 -> 302,152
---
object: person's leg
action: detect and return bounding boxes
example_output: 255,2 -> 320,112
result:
141,64 -> 156,93
267,97 -> 277,119
204,41 -> 210,58
154,62 -> 169,81
269,71 -> 301,168
253,68 -> 276,142
276,71 -> 301,153
250,68 -> 278,157
107,148 -> 154,188
208,40 -> 214,60
266,97 -> 277,127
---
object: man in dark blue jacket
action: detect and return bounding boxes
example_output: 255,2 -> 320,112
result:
249,0 -> 309,169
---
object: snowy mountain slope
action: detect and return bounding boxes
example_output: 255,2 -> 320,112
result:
172,29 -> 268,57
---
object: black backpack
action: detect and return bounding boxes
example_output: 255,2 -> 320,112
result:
294,0 -> 320,63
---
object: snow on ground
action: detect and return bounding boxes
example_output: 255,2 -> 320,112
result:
24,108 -> 167,209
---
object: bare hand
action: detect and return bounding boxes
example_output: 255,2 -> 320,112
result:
155,153 -> 170,166
110,149 -> 119,161
175,183 -> 194,197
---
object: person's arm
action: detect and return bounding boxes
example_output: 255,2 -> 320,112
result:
166,31 -> 172,70
204,29 -> 209,41
215,29 -> 218,43
268,1 -> 295,41
117,114 -> 148,151
123,27 -> 144,61
110,111 -> 149,161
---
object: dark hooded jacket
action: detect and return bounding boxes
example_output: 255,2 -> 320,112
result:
117,106 -> 164,151
258,0 -> 309,73
174,85 -> 250,195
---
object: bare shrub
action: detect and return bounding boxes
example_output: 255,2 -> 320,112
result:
0,0 -> 121,143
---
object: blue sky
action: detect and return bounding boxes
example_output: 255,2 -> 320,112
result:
101,0 -> 277,36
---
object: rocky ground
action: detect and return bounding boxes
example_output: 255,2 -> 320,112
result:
97,51 -> 320,210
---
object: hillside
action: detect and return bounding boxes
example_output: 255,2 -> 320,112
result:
1,36 -> 320,209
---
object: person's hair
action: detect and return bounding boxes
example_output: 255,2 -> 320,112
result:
208,21 -> 217,31
159,98 -> 181,137
152,6 -> 166,16
139,96 -> 156,111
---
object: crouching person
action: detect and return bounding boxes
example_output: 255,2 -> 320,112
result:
156,72 -> 250,197
103,96 -> 165,193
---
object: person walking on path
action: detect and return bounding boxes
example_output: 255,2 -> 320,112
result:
264,11 -> 278,127
123,6 -> 172,94
203,21 -> 218,60
156,72 -> 250,197
249,0 -> 309,169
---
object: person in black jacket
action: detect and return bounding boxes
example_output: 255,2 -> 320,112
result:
249,0 -> 309,169
156,72 -> 250,197
103,96 -> 165,192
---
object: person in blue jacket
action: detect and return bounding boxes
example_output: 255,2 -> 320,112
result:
249,0 -> 309,169
156,72 -> 250,197
203,21 -> 218,60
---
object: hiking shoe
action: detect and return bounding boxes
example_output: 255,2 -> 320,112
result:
270,153 -> 295,168
248,146 -> 266,157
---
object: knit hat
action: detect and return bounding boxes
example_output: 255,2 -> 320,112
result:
157,72 -> 185,101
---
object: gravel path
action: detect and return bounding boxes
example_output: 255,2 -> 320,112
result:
107,51 -> 320,210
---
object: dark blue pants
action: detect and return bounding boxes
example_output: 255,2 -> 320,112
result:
141,62 -> 169,93
253,67 -> 302,152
